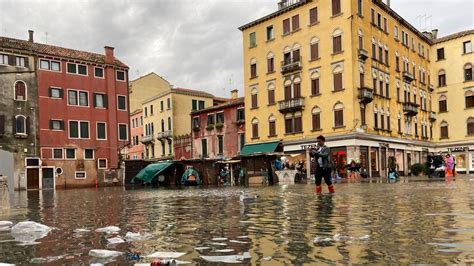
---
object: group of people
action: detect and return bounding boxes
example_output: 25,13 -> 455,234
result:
427,153 -> 457,178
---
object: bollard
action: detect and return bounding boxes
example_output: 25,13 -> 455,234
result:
151,259 -> 177,266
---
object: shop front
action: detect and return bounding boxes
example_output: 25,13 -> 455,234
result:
447,146 -> 470,174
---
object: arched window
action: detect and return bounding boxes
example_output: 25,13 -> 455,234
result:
332,29 -> 343,54
284,79 -> 292,100
311,69 -> 320,96
464,63 -> 472,81
312,106 -> 321,131
358,29 -> 364,49
293,76 -> 301,98
334,102 -> 344,127
438,69 -> 446,87
468,117 -> 474,136
333,64 -> 343,91
251,118 -> 259,139
440,121 -> 449,139
310,37 -> 320,60
292,43 -> 301,63
251,87 -> 258,108
284,112 -> 302,134
168,117 -> 171,131
161,119 -> 165,132
267,52 -> 275,73
439,95 -> 447,112
267,83 -> 275,105
250,58 -> 257,78
14,80 -> 27,101
465,90 -> 474,108
15,115 -> 27,135
268,115 -> 276,137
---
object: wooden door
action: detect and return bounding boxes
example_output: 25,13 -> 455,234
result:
27,168 -> 39,190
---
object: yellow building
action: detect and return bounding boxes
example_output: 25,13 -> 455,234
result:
129,72 -> 171,113
141,87 -> 215,160
431,30 -> 474,172
239,0 -> 435,177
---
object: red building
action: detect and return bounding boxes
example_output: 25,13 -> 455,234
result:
21,33 -> 129,188
191,90 -> 245,159
129,110 -> 144,160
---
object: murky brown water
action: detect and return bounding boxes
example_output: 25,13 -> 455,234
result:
1,177 -> 474,265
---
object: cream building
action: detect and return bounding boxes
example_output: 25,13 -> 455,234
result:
431,30 -> 474,172
129,72 -> 171,113
239,0 -> 435,177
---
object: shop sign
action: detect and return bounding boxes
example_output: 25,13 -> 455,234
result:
379,143 -> 390,148
301,144 -> 317,150
448,147 -> 468,152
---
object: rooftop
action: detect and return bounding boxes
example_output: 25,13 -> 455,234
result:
191,97 -> 244,115
142,87 -> 215,104
0,36 -> 128,68
434,29 -> 474,44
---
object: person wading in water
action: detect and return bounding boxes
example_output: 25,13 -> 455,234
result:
310,135 -> 335,194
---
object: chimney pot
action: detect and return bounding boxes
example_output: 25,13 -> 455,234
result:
231,89 -> 238,100
104,46 -> 115,64
432,29 -> 439,39
28,30 -> 34,42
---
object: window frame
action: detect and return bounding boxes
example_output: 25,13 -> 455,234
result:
96,122 -> 107,140
118,123 -> 129,141
39,59 -> 61,72
49,87 -> 63,99
116,70 -> 126,82
15,115 -> 27,135
84,149 -> 95,160
117,95 -> 127,111
75,171 -> 87,180
13,80 -> 27,101
50,119 -> 64,131
94,66 -> 105,79
52,148 -> 64,159
68,120 -> 90,139
98,158 -> 108,169
463,41 -> 472,54
65,148 -> 77,160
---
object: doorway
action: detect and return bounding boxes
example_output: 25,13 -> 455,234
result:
26,168 -> 40,190
42,167 -> 55,190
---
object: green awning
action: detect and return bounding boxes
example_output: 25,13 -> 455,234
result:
131,161 -> 175,183
239,141 -> 280,156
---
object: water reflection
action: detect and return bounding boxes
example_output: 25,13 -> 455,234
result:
0,178 -> 473,264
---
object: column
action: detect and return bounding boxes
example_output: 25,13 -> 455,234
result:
306,149 -> 311,181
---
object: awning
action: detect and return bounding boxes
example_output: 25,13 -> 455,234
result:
131,161 -> 175,183
239,141 -> 280,156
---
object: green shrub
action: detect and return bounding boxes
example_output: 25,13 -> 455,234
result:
410,163 -> 427,176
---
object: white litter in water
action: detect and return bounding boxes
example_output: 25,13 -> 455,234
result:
0,263 -> 15,266
0,221 -> 13,227
210,242 -> 227,246
229,240 -> 250,244
214,249 -> 234,253
107,237 -> 125,245
146,251 -> 186,259
200,252 -> 251,263
313,237 -> 333,243
333,234 -> 343,241
194,247 -> 211,251
10,221 -> 52,244
262,256 -> 272,261
124,231 -> 152,242
175,260 -> 192,265
239,193 -> 259,202
236,236 -> 249,239
74,229 -> 91,233
95,226 -> 120,234
88,249 -> 123,259
30,255 -> 65,264
359,235 -> 370,241
212,237 -> 228,241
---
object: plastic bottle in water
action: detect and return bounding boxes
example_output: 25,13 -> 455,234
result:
151,259 -> 177,266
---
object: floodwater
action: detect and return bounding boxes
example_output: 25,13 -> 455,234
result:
1,177 -> 474,265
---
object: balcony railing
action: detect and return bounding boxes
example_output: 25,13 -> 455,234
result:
358,49 -> 369,61
403,102 -> 419,116
403,71 -> 415,82
429,111 -> 436,121
278,0 -> 302,10
141,134 -> 155,144
281,56 -> 302,74
157,130 -> 173,140
358,87 -> 374,104
278,97 -> 304,113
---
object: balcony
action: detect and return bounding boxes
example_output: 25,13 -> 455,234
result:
403,102 -> 419,116
281,57 -> 302,74
141,134 -> 155,144
358,49 -> 369,61
157,130 -> 173,140
278,0 -> 303,10
358,87 -> 374,104
403,71 -> 415,82
278,97 -> 304,113
428,84 -> 434,92
429,111 -> 436,121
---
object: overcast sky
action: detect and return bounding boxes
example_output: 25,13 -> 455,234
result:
1,0 -> 472,97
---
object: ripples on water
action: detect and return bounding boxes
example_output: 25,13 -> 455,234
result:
0,177 -> 473,264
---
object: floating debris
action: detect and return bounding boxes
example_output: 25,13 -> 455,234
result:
30,255 -> 65,264
229,240 -> 250,244
210,242 -> 227,246
88,249 -> 123,259
212,237 -> 228,241
214,249 -> 234,253
124,232 -> 152,242
95,226 -> 120,234
194,247 -> 211,251
146,252 -> 186,259
107,237 -> 125,245
200,252 -> 251,263
313,237 -> 332,243
262,256 -> 272,261
10,221 -> 52,244
359,235 -> 370,241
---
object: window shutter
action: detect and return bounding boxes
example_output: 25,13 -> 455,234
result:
60,120 -> 65,130
103,94 -> 108,108
310,43 -> 319,60
48,87 -> 52,97
8,55 -> 15,66
310,7 -> 317,24
26,116 -> 30,135
332,0 -> 341,15
283,18 -> 290,34
312,114 -> 320,130
284,85 -> 292,100
293,83 -> 301,98
12,116 -> 16,134
333,36 -> 342,53
292,49 -> 300,62
334,73 -> 343,91
58,88 -> 64,99
0,115 -> 4,135
292,15 -> 299,31
24,57 -> 29,68
93,93 -> 97,107
49,120 -> 54,130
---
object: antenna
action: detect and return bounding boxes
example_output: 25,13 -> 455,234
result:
135,70 -> 140,77
425,15 -> 432,31
45,32 -> 48,43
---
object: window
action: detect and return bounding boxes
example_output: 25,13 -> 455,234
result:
291,15 -> 299,31
49,87 -> 63,99
268,84 -> 275,105
267,54 -> 274,73
371,9 -> 375,24
438,70 -> 446,87
463,41 -> 472,54
116,70 -> 126,81
0,54 -> 8,65
378,45 -> 383,62
251,118 -> 259,139
402,31 -> 409,47
117,95 -> 127,111
398,116 -> 402,133
69,121 -> 89,139
39,59 -> 60,71
394,26 -> 399,40
217,135 -> 224,155
93,93 -> 107,108
67,63 -> 87,75
14,81 -> 27,101
198,101 -> 205,110
358,34 -> 363,50
379,80 -> 384,96
237,108 -> 245,121
207,114 -> 215,125
332,0 -> 341,16
309,7 -> 318,24
14,115 -> 27,135
192,117 -> 200,129
98,159 -> 107,169
94,67 -> 104,78
84,149 -> 94,160
192,99 -> 197,111
311,77 -> 320,96
238,133 -> 245,151
464,63 -> 473,81
118,124 -> 128,141
284,112 -> 302,134
216,112 -> 224,124
15,56 -> 26,67
251,88 -> 258,108
266,26 -> 274,41
372,42 -> 376,59
160,101 -> 164,111
201,139 -> 208,158
310,38 -> 319,60
387,115 -> 391,131
50,120 -> 64,130
68,90 -> 88,106
283,18 -> 290,35
75,171 -> 86,180
167,98 -> 171,109
468,118 -> 474,136
383,18 -> 387,32
384,49 -> 389,65
357,0 -> 362,16
439,95 -> 447,112
333,66 -> 343,91
437,48 -> 445,60
249,32 -> 256,47
250,62 -> 257,78
66,148 -> 76,160
381,113 -> 385,130
334,103 -> 344,127
53,148 -> 63,159
466,91 -> 474,108
440,121 -> 449,139
97,122 -> 107,140
268,116 -> 276,136
333,30 -> 342,53
374,112 -> 379,129
312,107 -> 321,131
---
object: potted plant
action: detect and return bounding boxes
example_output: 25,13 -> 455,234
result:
206,124 -> 215,131
215,123 -> 224,130
193,126 -> 200,132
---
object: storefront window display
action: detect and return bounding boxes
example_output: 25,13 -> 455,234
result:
331,148 -> 347,178
370,148 -> 379,177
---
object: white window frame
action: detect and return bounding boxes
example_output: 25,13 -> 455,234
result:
50,119 -> 63,131
84,149 -> 95,160
94,66 -> 105,79
75,171 -> 87,180
68,120 -> 90,140
118,123 -> 129,141
116,70 -> 126,82
65,148 -> 77,160
98,158 -> 108,169
15,115 -> 27,135
52,148 -> 64,159
39,59 -> 61,72
15,56 -> 26,68
13,80 -> 28,101
67,89 -> 89,107
67,62 -> 88,76
117,95 -> 127,111
49,86 -> 63,99
0,54 -> 8,65
93,93 -> 107,109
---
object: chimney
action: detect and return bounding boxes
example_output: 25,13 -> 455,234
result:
382,0 -> 390,6
28,30 -> 34,42
104,46 -> 115,64
422,31 -> 433,40
231,89 -> 238,100
432,29 -> 439,39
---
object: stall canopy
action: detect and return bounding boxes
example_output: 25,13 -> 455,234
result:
131,161 -> 175,183
240,141 -> 281,156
